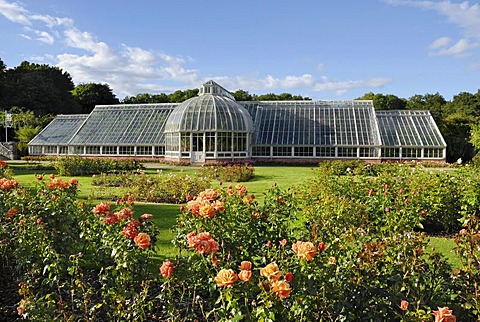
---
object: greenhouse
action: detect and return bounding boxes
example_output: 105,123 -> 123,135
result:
28,80 -> 446,162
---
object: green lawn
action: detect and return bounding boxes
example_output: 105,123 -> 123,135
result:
6,161 -> 461,266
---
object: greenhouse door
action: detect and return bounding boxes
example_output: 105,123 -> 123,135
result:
191,133 -> 205,163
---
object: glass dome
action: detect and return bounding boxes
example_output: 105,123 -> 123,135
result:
164,81 -> 254,133
164,81 -> 254,162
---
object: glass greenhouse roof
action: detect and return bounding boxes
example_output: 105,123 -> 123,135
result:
69,104 -> 176,145
165,94 -> 254,133
248,101 -> 380,146
29,115 -> 88,145
376,110 -> 446,147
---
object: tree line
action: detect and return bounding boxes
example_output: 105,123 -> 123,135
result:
0,58 -> 479,162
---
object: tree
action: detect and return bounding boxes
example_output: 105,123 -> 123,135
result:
168,89 -> 199,103
357,92 -> 406,110
122,93 -> 169,104
1,61 -> 81,114
233,89 -> 252,101
72,83 -> 119,113
0,58 -> 6,106
406,93 -> 447,124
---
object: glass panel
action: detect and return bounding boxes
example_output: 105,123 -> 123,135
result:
316,147 -> 335,157
272,146 -> 292,157
252,146 -> 270,156
86,146 -> 100,154
102,146 -> 117,155
294,147 -> 314,157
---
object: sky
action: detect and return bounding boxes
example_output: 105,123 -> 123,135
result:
0,0 -> 479,101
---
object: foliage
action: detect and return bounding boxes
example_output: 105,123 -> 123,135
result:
54,156 -> 142,176
198,163 -> 255,182
0,61 -> 81,115
71,83 -> 119,113
0,174 -> 160,320
312,162 -> 464,235
357,92 -> 407,110
5,163 -> 480,320
92,171 -> 211,203
157,181 -> 461,321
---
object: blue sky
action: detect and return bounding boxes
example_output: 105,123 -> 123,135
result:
0,0 -> 479,100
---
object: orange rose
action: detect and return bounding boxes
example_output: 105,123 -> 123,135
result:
215,269 -> 238,288
140,213 -> 153,220
7,208 -> 17,219
92,202 -> 110,215
134,233 -> 151,250
0,178 -> 18,190
116,208 -> 134,220
122,222 -> 138,239
240,261 -> 252,271
160,260 -> 174,278
102,213 -> 119,225
433,307 -> 456,322
271,280 -> 291,299
260,263 -> 281,282
199,202 -> 215,219
187,200 -> 201,216
400,299 -> 409,311
236,184 -> 247,196
186,232 -> 219,254
238,270 -> 252,282
242,194 -> 255,204
292,241 -> 317,261
212,200 -> 225,212
198,189 -> 218,201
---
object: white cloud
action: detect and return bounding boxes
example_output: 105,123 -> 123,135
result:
23,27 -> 55,45
57,28 -> 200,97
207,74 -> 392,98
384,0 -> 480,57
0,0 -> 72,45
429,37 -> 451,49
430,38 -> 478,56
313,77 -> 393,96
0,0 -> 31,25
30,14 -> 73,28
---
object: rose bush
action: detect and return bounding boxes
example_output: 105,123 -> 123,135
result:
4,161 -> 480,320
1,174 -> 160,321
198,162 -> 255,182
92,171 -> 211,203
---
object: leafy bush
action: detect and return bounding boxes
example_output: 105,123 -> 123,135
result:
5,164 -> 480,320
93,171 -> 211,203
54,156 -> 142,176
1,174 -> 160,320
312,162 -> 464,235
155,184 -> 461,321
198,162 -> 255,182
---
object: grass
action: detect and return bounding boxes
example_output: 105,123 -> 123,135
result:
428,236 -> 460,267
6,161 -> 462,266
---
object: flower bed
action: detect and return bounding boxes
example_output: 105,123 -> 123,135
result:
2,162 -> 480,320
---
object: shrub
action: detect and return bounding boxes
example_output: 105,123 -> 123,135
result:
153,183 -> 460,321
198,162 -> 255,182
93,171 -> 211,203
54,156 -> 142,176
1,174 -> 160,320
